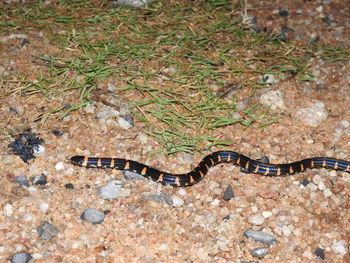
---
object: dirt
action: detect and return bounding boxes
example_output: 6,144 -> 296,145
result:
0,0 -> 349,262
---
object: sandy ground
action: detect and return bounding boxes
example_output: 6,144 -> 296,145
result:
0,0 -> 349,262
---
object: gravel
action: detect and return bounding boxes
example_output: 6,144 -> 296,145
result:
81,208 -> 105,224
223,185 -> 234,201
249,214 -> 265,225
32,173 -> 47,185
244,229 -> 277,245
97,180 -> 131,200
37,221 -> 58,240
251,247 -> 269,259
314,247 -> 325,259
140,193 -> 173,206
10,252 -> 32,263
13,175 -> 30,187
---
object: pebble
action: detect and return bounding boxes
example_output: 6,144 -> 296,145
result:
183,152 -> 193,163
107,83 -> 116,92
81,208 -> 105,224
331,240 -> 347,255
37,221 -> 58,240
52,130 -> 64,136
33,144 -> 45,154
223,185 -> 234,201
4,203 -> 14,217
172,196 -> 184,207
260,89 -> 286,110
64,183 -> 74,189
23,213 -> 34,222
117,115 -> 134,129
295,101 -> 328,127
340,120 -> 349,128
55,161 -> 65,171
281,225 -> 292,236
32,173 -> 47,185
314,247 -> 325,259
123,170 -> 145,180
261,74 -> 277,84
262,211 -> 272,218
97,180 -> 130,200
244,229 -> 277,245
39,203 -> 49,213
141,193 -> 173,206
251,247 -> 268,259
278,9 -> 289,17
10,252 -> 32,263
13,175 -> 30,187
178,188 -> 187,196
249,214 -> 265,225
96,105 -> 119,120
14,105 -> 25,116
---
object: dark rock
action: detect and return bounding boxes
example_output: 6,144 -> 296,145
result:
223,185 -> 234,201
64,183 -> 74,189
37,221 -> 58,240
279,9 -> 289,17
32,173 -> 47,185
13,175 -> 30,187
315,247 -> 325,259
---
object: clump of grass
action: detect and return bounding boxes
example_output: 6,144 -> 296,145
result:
1,0 -> 349,154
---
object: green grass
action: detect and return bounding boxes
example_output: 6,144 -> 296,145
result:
1,0 -> 349,154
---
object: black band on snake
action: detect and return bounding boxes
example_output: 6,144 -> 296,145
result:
70,151 -> 350,187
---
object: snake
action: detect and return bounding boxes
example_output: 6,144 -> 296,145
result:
70,151 -> 350,187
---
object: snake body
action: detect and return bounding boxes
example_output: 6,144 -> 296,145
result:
70,151 -> 350,187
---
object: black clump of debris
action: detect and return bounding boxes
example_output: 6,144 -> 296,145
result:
8,133 -> 44,163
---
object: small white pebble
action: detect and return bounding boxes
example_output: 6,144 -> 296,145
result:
55,161 -> 65,171
33,144 -> 45,154
308,183 -> 318,191
340,120 -> 349,128
210,199 -> 220,206
312,174 -> 322,185
302,250 -> 313,259
172,196 -> 184,207
117,116 -> 133,129
316,5 -> 323,12
23,213 -> 34,222
251,205 -> 258,213
281,225 -> 292,236
39,203 -> 49,213
249,214 -> 265,225
159,244 -> 168,250
262,211 -> 272,218
306,139 -> 314,144
323,188 -> 333,198
331,240 -> 347,255
4,203 -> 13,217
72,241 -> 83,249
317,181 -> 326,191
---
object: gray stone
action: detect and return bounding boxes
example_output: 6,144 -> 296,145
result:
81,208 -> 105,224
244,229 -> 277,245
97,180 -> 130,200
37,221 -> 58,240
223,185 -> 234,201
11,252 -> 32,263
13,175 -> 29,187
